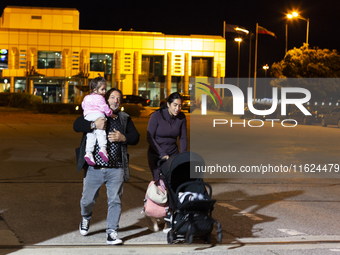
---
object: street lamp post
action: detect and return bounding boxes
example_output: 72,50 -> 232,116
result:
306,17 -> 309,45
285,23 -> 288,54
235,37 -> 242,87
287,11 -> 310,47
248,32 -> 254,87
263,64 -> 269,98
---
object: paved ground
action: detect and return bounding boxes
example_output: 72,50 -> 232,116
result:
2,107 -> 340,255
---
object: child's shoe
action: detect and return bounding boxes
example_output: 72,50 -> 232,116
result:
84,153 -> 96,166
99,148 -> 109,162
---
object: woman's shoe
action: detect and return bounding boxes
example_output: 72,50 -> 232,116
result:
163,225 -> 171,233
163,215 -> 171,233
145,215 -> 159,232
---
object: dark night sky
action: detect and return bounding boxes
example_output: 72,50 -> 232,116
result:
1,0 -> 339,78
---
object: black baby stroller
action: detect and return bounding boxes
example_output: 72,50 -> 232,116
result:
159,151 -> 222,244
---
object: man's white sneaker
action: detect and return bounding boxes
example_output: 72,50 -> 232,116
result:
107,230 -> 123,245
79,218 -> 90,236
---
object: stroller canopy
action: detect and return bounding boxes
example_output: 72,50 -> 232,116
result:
160,151 -> 205,192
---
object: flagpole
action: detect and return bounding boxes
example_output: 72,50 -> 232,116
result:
248,32 -> 252,87
254,23 -> 258,104
223,21 -> 226,98
223,21 -> 226,39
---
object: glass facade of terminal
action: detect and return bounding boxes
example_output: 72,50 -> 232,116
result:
90,54 -> 113,75
0,6 -> 226,104
37,52 -> 62,69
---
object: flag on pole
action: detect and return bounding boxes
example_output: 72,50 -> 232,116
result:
225,24 -> 249,34
258,26 -> 276,38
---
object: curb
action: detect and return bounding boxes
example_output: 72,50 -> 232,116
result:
2,235 -> 340,247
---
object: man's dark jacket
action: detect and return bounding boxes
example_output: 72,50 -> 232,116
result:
73,111 -> 140,181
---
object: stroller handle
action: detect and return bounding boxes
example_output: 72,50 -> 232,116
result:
175,181 -> 213,199
157,157 -> 168,167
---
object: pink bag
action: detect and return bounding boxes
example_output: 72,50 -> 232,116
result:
144,180 -> 168,218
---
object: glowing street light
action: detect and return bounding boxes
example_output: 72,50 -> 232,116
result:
262,64 -> 269,73
262,64 -> 269,98
286,11 -> 310,47
235,27 -> 249,34
234,37 -> 242,87
287,12 -> 298,19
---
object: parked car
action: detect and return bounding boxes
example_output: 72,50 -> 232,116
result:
240,103 -> 278,120
122,95 -> 150,106
160,94 -> 196,113
288,108 -> 321,125
321,107 -> 340,127
181,94 -> 196,113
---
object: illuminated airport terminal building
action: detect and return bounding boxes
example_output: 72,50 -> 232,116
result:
0,6 -> 225,104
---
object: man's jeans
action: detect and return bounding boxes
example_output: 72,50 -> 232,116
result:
81,166 -> 124,233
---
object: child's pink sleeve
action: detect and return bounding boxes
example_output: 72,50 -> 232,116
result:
98,96 -> 113,117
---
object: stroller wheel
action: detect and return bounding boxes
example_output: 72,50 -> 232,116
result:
185,224 -> 193,244
217,231 -> 223,243
216,222 -> 223,243
204,233 -> 211,244
185,225 -> 194,244
185,233 -> 193,244
167,230 -> 174,244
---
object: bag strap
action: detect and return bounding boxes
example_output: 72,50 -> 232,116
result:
155,178 -> 166,192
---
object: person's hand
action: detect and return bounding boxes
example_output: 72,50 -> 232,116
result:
161,155 -> 169,160
108,129 -> 126,143
94,117 -> 106,130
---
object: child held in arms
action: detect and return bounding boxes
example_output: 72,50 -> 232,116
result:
82,77 -> 113,165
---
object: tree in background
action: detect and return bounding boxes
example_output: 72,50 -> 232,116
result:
271,43 -> 340,78
270,44 -> 340,101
